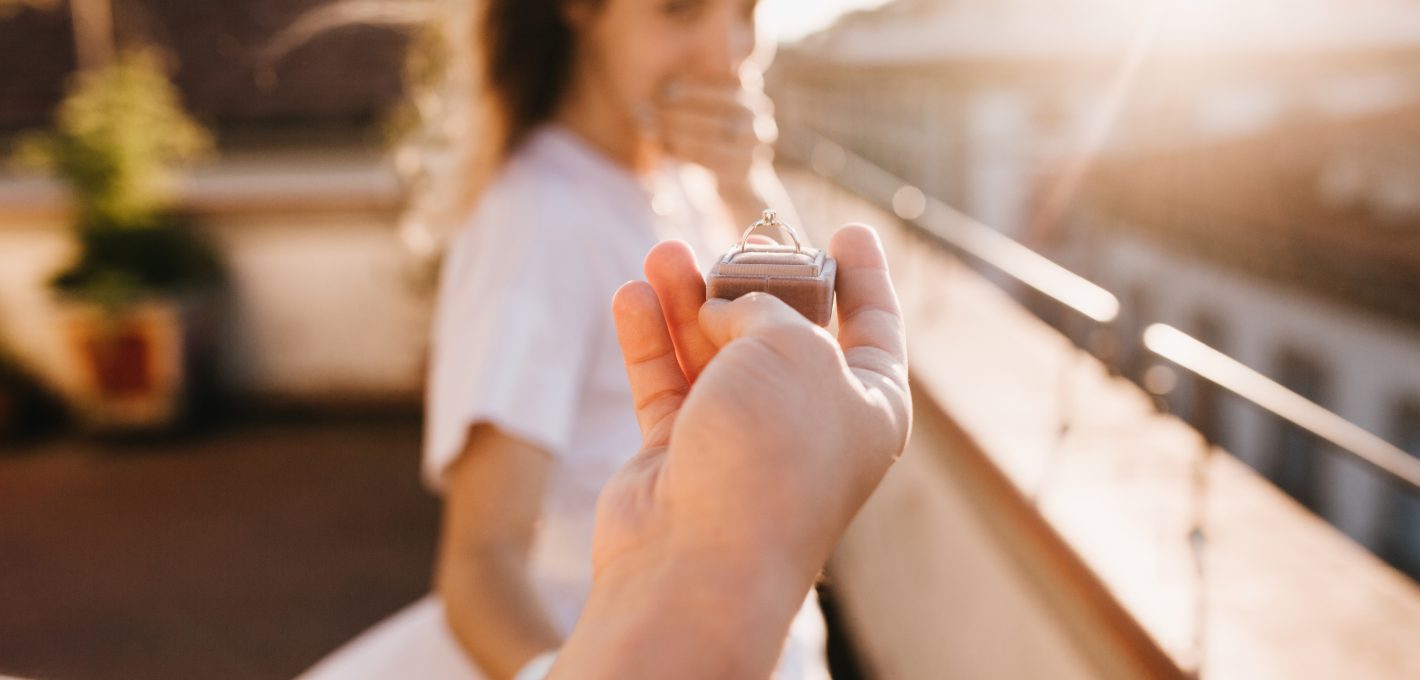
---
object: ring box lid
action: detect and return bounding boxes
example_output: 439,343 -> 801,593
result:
715,245 -> 826,278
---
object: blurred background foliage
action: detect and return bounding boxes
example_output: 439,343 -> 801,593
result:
13,50 -> 222,309
15,50 -> 210,230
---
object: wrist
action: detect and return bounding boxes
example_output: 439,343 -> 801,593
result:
553,539 -> 811,679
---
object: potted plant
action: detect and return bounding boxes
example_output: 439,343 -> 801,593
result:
14,50 -> 224,433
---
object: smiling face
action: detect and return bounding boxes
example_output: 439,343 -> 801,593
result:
564,0 -> 760,130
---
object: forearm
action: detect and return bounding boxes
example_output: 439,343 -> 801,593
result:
438,546 -> 563,680
550,543 -> 813,680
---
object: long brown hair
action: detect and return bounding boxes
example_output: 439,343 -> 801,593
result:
260,1 -> 594,255
454,0 -> 601,218
479,0 -> 604,162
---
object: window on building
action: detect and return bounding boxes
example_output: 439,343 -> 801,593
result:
1121,283 -> 1154,384
1266,349 -> 1331,513
1179,310 -> 1229,448
1383,400 -> 1420,580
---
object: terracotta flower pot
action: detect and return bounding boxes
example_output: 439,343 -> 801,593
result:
59,300 -> 188,432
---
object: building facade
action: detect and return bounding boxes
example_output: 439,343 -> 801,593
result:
766,0 -> 1420,576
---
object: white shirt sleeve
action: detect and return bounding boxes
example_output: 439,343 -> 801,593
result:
422,179 -> 600,490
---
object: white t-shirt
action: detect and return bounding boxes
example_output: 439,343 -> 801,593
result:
302,125 -> 828,680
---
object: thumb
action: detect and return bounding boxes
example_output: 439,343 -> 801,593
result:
698,292 -> 816,350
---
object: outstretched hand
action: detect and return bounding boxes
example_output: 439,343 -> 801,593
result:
598,223 -> 910,596
550,224 -> 910,680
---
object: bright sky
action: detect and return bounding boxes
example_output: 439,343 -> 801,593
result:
757,0 -> 895,42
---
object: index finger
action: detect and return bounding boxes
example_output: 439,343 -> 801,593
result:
829,224 -> 907,372
644,240 -> 717,383
661,79 -> 763,117
612,281 -> 690,448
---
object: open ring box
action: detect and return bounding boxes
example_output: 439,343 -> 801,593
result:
706,210 -> 837,326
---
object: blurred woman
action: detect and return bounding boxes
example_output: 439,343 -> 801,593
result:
301,0 -> 824,678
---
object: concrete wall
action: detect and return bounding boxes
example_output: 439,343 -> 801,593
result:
832,406 -> 1105,680
0,152 -> 431,405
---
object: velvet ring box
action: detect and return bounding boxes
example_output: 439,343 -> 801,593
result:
706,210 -> 837,326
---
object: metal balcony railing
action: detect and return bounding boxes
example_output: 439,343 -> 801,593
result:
1144,323 -> 1420,495
778,125 -> 1420,500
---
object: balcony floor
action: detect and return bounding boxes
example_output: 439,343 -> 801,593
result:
0,418 -> 440,680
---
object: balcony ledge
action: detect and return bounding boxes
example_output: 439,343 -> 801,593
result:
0,148 -> 404,225
781,163 -> 1420,679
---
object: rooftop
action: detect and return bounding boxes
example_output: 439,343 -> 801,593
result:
791,0 -> 1420,66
